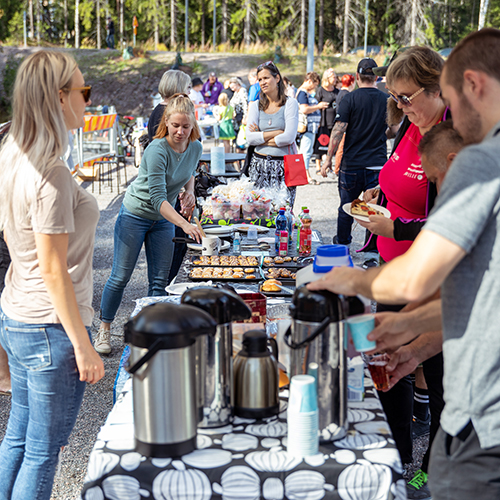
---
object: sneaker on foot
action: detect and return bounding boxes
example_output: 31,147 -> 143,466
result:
406,469 -> 432,500
412,414 -> 431,439
94,327 -> 111,355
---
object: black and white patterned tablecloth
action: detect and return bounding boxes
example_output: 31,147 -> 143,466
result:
81,377 -> 406,500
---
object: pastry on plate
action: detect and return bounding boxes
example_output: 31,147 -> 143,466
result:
261,279 -> 282,292
245,274 -> 256,279
274,257 -> 284,264
351,199 -> 384,217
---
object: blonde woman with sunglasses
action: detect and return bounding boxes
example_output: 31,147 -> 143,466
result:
95,94 -> 203,352
0,50 -> 104,500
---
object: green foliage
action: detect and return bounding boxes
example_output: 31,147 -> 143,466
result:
0,0 -> 497,53
0,53 -> 24,119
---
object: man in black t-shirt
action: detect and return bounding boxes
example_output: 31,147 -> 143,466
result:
322,58 -> 388,245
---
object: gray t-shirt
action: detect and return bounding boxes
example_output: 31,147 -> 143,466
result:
256,106 -> 287,157
424,121 -> 500,448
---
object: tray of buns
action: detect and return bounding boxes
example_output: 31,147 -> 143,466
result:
263,267 -> 297,280
259,279 -> 296,296
263,256 -> 305,268
191,255 -> 260,267
189,266 -> 262,281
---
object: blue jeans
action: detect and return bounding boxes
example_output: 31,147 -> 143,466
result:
337,168 -> 379,244
299,131 -> 315,171
100,205 -> 174,322
0,309 -> 88,500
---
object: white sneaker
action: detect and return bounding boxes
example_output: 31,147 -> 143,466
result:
94,327 -> 111,355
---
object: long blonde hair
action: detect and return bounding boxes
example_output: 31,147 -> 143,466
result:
154,94 -> 201,142
0,50 -> 77,230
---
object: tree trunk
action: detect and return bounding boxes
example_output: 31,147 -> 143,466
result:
353,2 -> 358,48
171,0 -> 176,48
471,0 -> 476,30
343,0 -> 350,53
478,0 -> 489,29
318,0 -> 324,53
28,0 -> 34,38
201,0 -> 206,47
75,0 -> 79,48
97,0 -> 101,49
244,0 -> 251,46
64,0 -> 68,46
410,0 -> 417,46
36,0 -> 40,45
120,0 -> 124,47
221,0 -> 227,44
154,2 -> 159,50
301,0 -> 306,47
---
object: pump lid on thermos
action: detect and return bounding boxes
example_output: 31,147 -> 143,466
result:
124,302 -> 217,349
241,330 -> 274,357
181,287 -> 251,324
289,285 -> 342,323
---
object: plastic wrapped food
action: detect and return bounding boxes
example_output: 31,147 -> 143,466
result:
242,190 -> 272,220
211,193 -> 242,220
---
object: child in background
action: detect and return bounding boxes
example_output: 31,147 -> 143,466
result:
216,92 -> 236,153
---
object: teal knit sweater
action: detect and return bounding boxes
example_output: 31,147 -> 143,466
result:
124,138 -> 202,221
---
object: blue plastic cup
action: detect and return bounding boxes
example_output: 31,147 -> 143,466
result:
289,375 -> 318,413
346,314 -> 376,352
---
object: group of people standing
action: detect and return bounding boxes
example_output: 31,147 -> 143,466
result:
4,30 -> 500,500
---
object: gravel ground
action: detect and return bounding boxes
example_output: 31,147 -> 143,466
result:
0,150 -> 428,499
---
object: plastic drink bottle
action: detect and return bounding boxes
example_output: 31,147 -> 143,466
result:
279,231 -> 289,256
299,209 -> 312,256
233,232 -> 241,254
285,203 -> 293,244
275,209 -> 288,252
296,206 -> 307,251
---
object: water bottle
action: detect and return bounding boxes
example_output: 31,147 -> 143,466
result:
275,209 -> 287,252
299,209 -> 312,256
285,203 -> 293,244
233,231 -> 241,254
296,206 -> 307,251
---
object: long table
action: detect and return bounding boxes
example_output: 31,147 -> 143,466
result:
81,376 -> 404,500
81,231 -> 405,499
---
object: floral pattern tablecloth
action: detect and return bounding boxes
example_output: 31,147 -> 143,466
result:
81,376 -> 406,500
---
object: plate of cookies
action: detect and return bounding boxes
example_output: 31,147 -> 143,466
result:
260,279 -> 295,296
191,255 -> 259,267
263,267 -> 297,280
263,256 -> 304,268
189,266 -> 262,281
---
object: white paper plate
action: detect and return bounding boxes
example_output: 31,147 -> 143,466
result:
342,202 -> 391,222
203,226 -> 234,236
231,224 -> 269,233
187,240 -> 231,252
165,281 -> 214,295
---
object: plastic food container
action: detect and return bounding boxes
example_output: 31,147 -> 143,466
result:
242,199 -> 272,220
211,199 -> 241,220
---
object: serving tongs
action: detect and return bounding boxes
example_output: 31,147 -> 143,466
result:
240,242 -> 271,250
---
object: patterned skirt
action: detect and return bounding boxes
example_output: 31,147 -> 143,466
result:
247,153 -> 296,208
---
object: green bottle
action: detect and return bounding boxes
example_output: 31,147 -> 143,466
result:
296,206 -> 307,252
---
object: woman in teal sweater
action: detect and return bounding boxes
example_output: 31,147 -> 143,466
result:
95,94 -> 203,353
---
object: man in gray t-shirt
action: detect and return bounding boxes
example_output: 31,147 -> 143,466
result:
307,29 -> 500,500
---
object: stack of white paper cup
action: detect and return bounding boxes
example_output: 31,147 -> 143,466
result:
287,375 -> 319,457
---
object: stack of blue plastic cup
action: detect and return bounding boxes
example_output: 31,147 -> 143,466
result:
287,375 -> 319,457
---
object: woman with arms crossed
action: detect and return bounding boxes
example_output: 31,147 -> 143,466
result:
0,50 -> 104,500
95,95 -> 203,352
246,61 -> 299,206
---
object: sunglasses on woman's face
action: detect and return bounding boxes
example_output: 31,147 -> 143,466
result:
388,87 -> 425,107
69,86 -> 92,103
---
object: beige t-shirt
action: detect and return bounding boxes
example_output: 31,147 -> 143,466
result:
1,162 -> 100,326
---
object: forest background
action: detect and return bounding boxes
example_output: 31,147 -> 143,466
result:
0,0 -> 498,55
